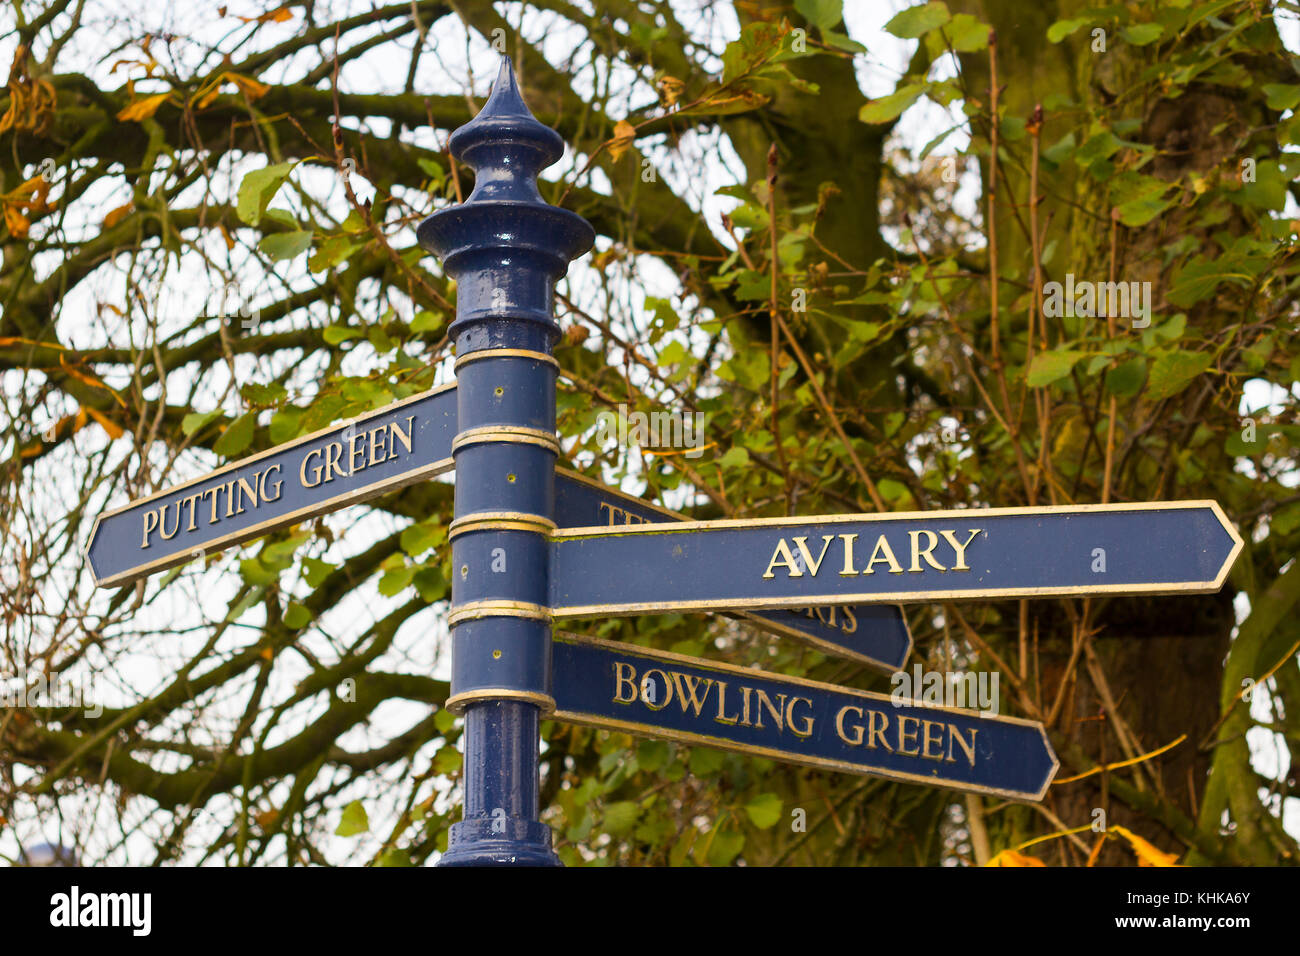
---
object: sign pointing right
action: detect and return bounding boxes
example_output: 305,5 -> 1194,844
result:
550,501 -> 1243,617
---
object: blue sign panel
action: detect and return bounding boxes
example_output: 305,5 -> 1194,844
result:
553,468 -> 911,671
551,633 -> 1058,801
87,385 -> 457,587
549,502 -> 1242,615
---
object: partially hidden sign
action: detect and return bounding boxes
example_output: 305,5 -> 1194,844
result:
553,468 -> 912,671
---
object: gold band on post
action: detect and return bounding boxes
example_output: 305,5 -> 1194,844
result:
444,689 -> 556,715
447,600 -> 552,626
454,349 -> 560,372
448,512 -> 556,539
452,426 -> 560,454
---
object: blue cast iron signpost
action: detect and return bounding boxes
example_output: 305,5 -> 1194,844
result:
87,58 -> 1245,865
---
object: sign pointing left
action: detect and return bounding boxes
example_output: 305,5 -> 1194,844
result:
86,384 -> 457,587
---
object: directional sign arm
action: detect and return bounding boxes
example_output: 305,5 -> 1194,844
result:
86,385 -> 458,587
551,632 -> 1059,801
549,501 -> 1243,615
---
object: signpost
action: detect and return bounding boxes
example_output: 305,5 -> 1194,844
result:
554,467 -> 912,671
551,632 -> 1057,801
86,57 -> 1245,866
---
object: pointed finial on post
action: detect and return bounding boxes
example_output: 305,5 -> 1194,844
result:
417,56 -> 594,352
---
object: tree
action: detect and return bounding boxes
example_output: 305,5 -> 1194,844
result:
1,0 -> 1295,866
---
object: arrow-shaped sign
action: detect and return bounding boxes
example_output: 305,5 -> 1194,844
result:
86,384 -> 457,587
554,468 -> 911,671
551,632 -> 1059,801
549,501 -> 1242,616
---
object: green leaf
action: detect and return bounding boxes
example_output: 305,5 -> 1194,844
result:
1264,84 -> 1300,112
1026,350 -> 1088,387
411,310 -> 443,333
400,521 -> 444,557
945,13 -> 990,52
688,747 -> 725,776
794,0 -> 841,31
308,235 -> 361,273
706,828 -> 745,867
323,324 -> 362,345
213,411 -> 257,457
719,446 -> 750,469
434,708 -> 457,734
885,2 -> 950,39
1047,17 -> 1089,43
1104,356 -> 1146,397
743,792 -> 783,829
301,556 -> 335,588
1116,191 -> 1176,227
1146,350 -> 1212,401
182,409 -> 223,437
283,601 -> 312,629
335,800 -> 369,837
602,800 -> 640,835
236,161 -> 297,227
859,83 -> 926,124
376,849 -> 412,867
433,746 -> 462,774
258,229 -> 312,261
378,565 -> 415,596
1120,23 -> 1163,46
268,407 -> 302,443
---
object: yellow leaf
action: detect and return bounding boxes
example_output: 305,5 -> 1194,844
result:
1111,825 -> 1182,867
228,73 -> 271,100
985,849 -> 1047,867
86,406 -> 125,440
4,203 -> 31,238
656,75 -> 685,107
116,92 -> 171,123
195,87 -> 221,110
102,202 -> 134,230
608,119 -> 636,162
218,223 -> 236,251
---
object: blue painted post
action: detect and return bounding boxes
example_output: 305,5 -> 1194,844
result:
417,57 -> 593,865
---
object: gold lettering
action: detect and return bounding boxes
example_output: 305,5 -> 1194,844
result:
754,689 -> 786,732
921,720 -> 946,761
348,432 -> 366,474
940,528 -> 982,571
948,726 -> 978,767
260,463 -> 283,503
740,686 -> 753,726
234,476 -> 258,514
863,534 -> 904,574
763,538 -> 802,579
325,441 -> 346,482
368,424 -> 388,467
387,415 -> 415,459
792,535 -> 835,577
897,715 -> 921,756
202,486 -> 222,524
300,448 -> 324,488
867,710 -> 892,751
840,605 -> 858,635
836,705 -> 864,745
786,697 -> 815,738
908,530 -> 946,572
180,492 -> 201,532
223,481 -> 236,517
669,671 -> 712,717
714,680 -> 740,725
613,662 -> 638,704
839,533 -> 859,576
159,502 -> 181,541
642,669 -> 672,711
141,509 -> 159,548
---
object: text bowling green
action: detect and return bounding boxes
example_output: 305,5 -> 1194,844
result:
609,660 -> 979,769
139,415 -> 416,549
